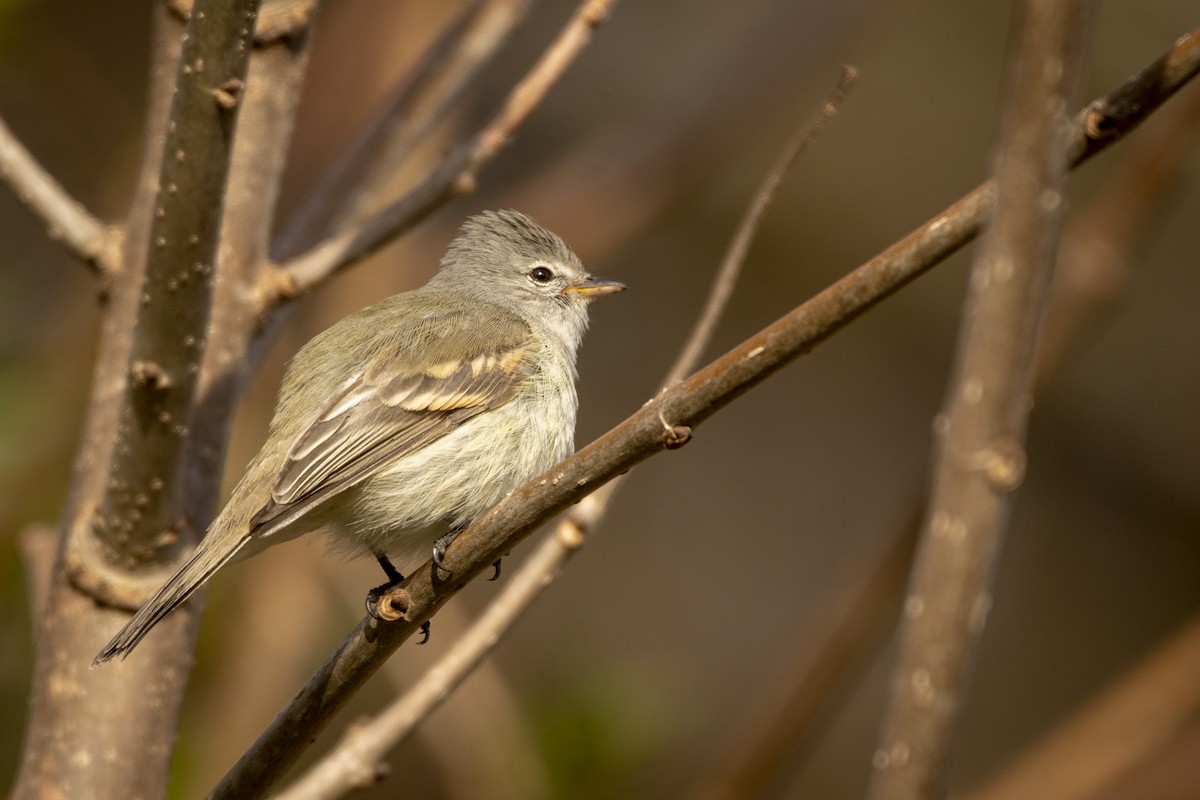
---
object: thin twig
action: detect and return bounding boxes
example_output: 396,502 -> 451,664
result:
272,0 -> 616,303
0,114 -> 117,275
272,68 -> 860,800
868,2 -> 1095,797
665,66 -> 859,387
272,0 -> 533,262
212,27 -> 1200,799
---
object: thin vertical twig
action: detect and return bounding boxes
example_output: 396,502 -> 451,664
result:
868,2 -> 1095,797
665,67 -> 859,386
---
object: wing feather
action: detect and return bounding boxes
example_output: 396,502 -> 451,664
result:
247,305 -> 535,537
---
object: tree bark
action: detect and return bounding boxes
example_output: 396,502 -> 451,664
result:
12,2 -> 313,797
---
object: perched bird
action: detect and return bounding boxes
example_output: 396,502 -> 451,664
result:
94,209 -> 624,665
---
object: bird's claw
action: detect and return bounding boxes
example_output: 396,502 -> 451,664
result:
367,552 -> 407,620
432,528 -> 463,576
489,557 -> 505,581
418,620 -> 431,645
365,586 -> 389,620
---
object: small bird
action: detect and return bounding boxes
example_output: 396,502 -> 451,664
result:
94,209 -> 624,665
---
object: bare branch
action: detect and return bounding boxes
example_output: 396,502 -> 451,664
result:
271,509 -> 589,800
692,507 -> 923,800
692,73 -> 1200,800
0,114 -> 118,275
966,612 -> 1200,800
868,2 -> 1095,797
13,3 -> 316,797
273,0 -> 617,302
212,30 -> 1200,798
273,0 -> 534,261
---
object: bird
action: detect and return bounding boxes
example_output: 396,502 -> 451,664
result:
94,209 -> 624,665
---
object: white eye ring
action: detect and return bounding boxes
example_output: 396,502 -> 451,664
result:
529,266 -> 555,283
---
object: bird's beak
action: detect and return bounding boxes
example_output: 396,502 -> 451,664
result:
563,276 -> 626,298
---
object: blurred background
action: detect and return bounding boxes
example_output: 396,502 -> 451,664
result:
1,0 -> 1198,797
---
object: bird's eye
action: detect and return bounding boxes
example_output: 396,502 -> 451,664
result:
529,266 -> 555,284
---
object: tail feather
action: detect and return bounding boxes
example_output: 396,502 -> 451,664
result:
92,533 -> 251,667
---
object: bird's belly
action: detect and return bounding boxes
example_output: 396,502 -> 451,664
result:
332,386 -> 576,563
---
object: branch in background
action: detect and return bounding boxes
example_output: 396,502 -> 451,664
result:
272,0 -> 534,262
272,0 -> 617,302
1035,81 -> 1200,389
693,506 -> 923,800
1090,720 -> 1200,799
868,2 -> 1095,797
212,30 -> 1200,797
966,612 -> 1200,800
0,114 -> 118,275
271,67 -> 860,800
10,3 -> 322,798
693,74 -> 1200,800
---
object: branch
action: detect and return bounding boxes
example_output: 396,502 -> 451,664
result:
868,2 -> 1095,797
0,114 -> 117,275
691,70 -> 1200,800
271,66 -> 861,800
272,0 -> 616,302
692,506 -> 923,800
12,3 -> 322,798
272,0 -> 534,261
212,26 -> 1200,799
966,612 -> 1200,800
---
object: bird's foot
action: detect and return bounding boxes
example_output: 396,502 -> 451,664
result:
488,553 -> 511,581
366,552 -> 408,620
432,526 -> 465,575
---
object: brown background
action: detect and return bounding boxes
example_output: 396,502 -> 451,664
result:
1,0 -> 1197,797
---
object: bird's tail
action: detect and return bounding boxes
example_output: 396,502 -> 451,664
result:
92,531 -> 252,667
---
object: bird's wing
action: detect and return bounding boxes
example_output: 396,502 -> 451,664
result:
248,307 -> 536,537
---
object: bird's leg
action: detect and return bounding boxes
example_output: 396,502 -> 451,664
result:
375,552 -> 405,585
432,524 -> 467,575
365,552 -> 405,619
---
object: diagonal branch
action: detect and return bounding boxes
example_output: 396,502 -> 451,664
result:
691,73 -> 1200,800
212,25 -> 1200,800
272,0 -> 534,261
269,0 -> 617,305
867,1 -> 1095,796
965,612 -> 1200,800
270,66 -> 860,800
0,114 -> 118,275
